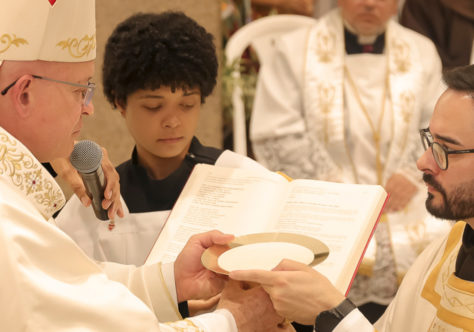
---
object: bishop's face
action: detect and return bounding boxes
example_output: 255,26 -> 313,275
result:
416,89 -> 474,223
10,60 -> 95,162
338,0 -> 398,36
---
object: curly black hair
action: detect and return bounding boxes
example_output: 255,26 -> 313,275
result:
102,11 -> 218,108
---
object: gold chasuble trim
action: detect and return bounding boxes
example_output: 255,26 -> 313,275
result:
0,128 -> 65,219
422,222 -> 465,304
437,274 -> 474,330
421,222 -> 474,330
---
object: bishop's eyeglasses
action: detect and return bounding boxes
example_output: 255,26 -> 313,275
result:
419,128 -> 474,170
1,75 -> 95,106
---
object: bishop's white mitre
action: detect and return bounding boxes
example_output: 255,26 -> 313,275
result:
0,0 -> 96,65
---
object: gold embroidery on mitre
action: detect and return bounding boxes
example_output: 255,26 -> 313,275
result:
314,29 -> 336,63
56,34 -> 96,59
0,132 -> 65,218
0,34 -> 28,54
317,82 -> 336,144
164,319 -> 204,332
390,39 -> 411,73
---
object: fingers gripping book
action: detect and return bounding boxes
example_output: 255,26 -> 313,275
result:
146,164 -> 387,294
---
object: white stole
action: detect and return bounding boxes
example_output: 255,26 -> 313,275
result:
303,9 -> 425,184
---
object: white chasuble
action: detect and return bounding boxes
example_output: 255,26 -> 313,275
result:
372,222 -> 474,332
0,126 -> 237,331
333,222 -> 474,332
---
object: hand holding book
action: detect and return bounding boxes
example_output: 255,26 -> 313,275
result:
146,164 -> 387,294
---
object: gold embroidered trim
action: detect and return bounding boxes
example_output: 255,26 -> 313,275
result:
0,33 -> 28,54
437,296 -> 474,331
164,319 -> 204,331
314,28 -> 336,63
398,91 -> 415,153
390,39 -> 411,73
0,131 -> 64,219
421,222 -> 465,306
157,262 -> 183,320
317,82 -> 336,145
437,274 -> 474,324
421,222 -> 474,329
56,34 -> 96,58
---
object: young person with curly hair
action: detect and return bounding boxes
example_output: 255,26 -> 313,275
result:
57,11 -> 266,266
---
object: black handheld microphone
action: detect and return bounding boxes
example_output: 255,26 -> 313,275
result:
70,140 -> 109,221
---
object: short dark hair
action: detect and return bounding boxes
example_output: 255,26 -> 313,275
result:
102,11 -> 218,108
443,64 -> 474,95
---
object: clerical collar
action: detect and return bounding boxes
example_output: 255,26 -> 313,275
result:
344,28 -> 385,55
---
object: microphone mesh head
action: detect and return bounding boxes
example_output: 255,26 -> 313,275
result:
70,140 -> 103,173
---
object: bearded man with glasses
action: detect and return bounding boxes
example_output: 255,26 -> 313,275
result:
231,64 -> 474,331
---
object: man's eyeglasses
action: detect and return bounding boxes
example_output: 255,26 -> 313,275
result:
1,75 -> 95,106
419,128 -> 474,170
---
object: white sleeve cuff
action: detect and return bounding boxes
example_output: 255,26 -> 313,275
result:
334,309 -> 374,332
161,262 -> 178,305
189,309 -> 238,332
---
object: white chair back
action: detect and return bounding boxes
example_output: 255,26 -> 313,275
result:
225,14 -> 315,155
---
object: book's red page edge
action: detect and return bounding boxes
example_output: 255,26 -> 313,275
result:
343,193 -> 390,296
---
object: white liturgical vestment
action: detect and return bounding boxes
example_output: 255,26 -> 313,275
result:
56,150 -> 269,266
0,126 -> 237,331
332,222 -> 474,332
250,8 -> 449,305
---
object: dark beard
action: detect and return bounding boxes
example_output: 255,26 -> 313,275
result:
423,173 -> 474,220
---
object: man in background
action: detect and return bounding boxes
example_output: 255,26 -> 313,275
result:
250,0 -> 445,322
233,63 -> 474,331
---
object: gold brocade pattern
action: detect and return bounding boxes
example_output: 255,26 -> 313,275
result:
422,223 -> 474,331
390,39 -> 411,73
314,29 -> 336,63
0,131 -> 65,219
0,33 -> 28,54
317,82 -> 336,144
398,91 -> 415,152
164,319 -> 204,332
56,34 -> 96,59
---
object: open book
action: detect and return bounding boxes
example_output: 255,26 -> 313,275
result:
146,164 -> 387,294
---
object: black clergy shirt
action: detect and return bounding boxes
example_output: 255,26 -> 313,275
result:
117,136 -> 223,213
455,223 -> 474,281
